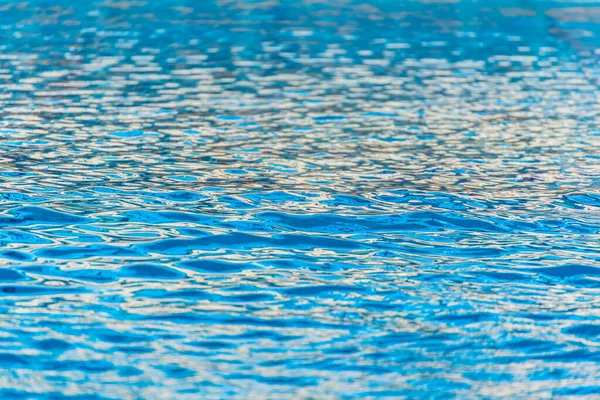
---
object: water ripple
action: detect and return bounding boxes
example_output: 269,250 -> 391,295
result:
0,0 -> 598,398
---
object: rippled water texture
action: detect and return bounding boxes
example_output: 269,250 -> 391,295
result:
0,0 -> 599,398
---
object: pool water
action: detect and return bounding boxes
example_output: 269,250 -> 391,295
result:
0,0 -> 599,398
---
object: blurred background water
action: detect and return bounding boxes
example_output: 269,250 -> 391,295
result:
0,0 -> 599,398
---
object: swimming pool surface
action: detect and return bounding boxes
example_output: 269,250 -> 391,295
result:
0,0 -> 599,398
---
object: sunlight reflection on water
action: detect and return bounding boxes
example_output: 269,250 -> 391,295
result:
0,0 -> 598,398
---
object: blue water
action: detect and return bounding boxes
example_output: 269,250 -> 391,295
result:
0,0 -> 599,398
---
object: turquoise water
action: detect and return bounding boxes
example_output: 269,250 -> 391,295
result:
0,0 -> 599,398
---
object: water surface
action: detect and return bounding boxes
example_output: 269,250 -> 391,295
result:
0,0 -> 599,398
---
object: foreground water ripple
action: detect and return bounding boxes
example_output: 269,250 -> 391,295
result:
0,0 -> 599,398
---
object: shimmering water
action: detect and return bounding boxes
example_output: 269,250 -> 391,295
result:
0,0 -> 599,398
